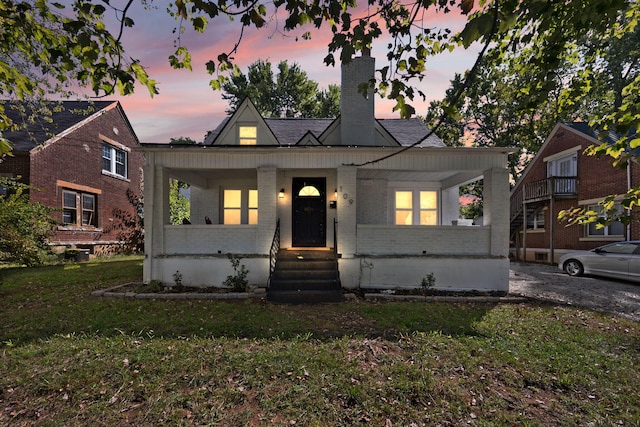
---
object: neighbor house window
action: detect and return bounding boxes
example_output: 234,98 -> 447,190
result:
527,209 -> 545,230
239,125 -> 257,145
546,150 -> 577,193
62,190 -> 97,227
102,143 -> 128,178
223,189 -> 258,224
394,190 -> 438,225
586,204 -> 625,237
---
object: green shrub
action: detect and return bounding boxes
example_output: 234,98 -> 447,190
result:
0,178 -> 56,266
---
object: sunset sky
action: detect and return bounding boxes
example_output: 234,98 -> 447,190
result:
106,3 -> 478,143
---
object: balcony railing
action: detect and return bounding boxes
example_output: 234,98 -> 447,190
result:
524,176 -> 577,201
511,176 -> 577,222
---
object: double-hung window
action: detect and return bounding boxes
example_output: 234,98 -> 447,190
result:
586,203 -> 625,237
394,190 -> 438,225
63,190 -> 97,227
527,209 -> 545,230
102,143 -> 128,178
223,189 -> 258,224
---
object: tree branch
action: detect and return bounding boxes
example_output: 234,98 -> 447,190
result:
345,1 -> 501,167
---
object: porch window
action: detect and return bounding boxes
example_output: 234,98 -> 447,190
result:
63,190 -> 97,227
223,189 -> 258,224
248,189 -> 258,224
586,203 -> 624,237
239,125 -> 257,145
395,190 -> 438,225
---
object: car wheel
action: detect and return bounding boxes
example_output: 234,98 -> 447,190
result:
564,259 -> 584,277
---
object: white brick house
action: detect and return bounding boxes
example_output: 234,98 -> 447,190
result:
139,52 -> 512,294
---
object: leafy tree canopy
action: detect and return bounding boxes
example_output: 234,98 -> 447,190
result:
426,8 -> 639,225
222,60 -> 340,118
1,0 -> 638,168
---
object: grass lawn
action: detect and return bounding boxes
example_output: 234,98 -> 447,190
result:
1,256 -> 638,426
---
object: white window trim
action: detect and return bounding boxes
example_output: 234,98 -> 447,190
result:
221,188 -> 258,225
543,145 -> 581,163
545,152 -> 577,178
527,208 -> 546,230
389,183 -> 441,226
238,124 -> 257,145
584,203 -> 625,238
102,139 -> 130,180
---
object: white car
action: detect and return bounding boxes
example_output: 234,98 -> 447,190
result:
558,241 -> 640,282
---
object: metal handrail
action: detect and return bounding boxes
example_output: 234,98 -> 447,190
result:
268,219 -> 280,286
333,218 -> 338,257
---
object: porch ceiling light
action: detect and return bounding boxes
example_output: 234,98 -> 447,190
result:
279,188 -> 285,199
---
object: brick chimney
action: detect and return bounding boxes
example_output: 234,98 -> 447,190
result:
340,48 -> 375,145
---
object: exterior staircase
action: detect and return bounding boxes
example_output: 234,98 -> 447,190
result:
267,248 -> 342,304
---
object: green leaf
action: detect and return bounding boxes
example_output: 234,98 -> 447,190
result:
459,12 -> 494,48
192,16 -> 208,32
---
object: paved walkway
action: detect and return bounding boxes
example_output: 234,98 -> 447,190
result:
509,261 -> 640,322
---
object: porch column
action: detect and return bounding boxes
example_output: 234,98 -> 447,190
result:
484,167 -> 510,257
144,160 -> 169,282
442,185 -> 460,225
337,166 -> 357,258
143,152 -> 155,282
257,167 -> 278,254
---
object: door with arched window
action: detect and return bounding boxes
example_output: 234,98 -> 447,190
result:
292,177 -> 326,247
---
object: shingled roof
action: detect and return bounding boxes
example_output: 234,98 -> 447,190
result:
1,100 -> 117,152
203,116 -> 444,147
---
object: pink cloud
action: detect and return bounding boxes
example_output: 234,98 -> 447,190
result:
105,2 -> 476,142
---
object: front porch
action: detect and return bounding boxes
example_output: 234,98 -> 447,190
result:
141,145 -> 510,293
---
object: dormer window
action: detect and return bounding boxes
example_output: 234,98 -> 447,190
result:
239,125 -> 257,145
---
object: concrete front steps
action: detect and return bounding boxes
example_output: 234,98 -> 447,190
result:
267,248 -> 342,304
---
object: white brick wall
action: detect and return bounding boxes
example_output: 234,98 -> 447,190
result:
337,166 -> 358,257
357,225 -> 491,255
164,225 -> 258,254
357,179 -> 388,224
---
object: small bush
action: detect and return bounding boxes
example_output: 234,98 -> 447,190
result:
223,254 -> 249,292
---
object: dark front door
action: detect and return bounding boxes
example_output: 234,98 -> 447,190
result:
292,177 -> 326,247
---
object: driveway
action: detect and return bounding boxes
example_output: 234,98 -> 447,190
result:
509,261 -> 640,322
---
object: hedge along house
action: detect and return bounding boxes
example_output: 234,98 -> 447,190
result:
139,51 -> 512,301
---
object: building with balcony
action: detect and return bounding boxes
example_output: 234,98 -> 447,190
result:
510,122 -> 640,263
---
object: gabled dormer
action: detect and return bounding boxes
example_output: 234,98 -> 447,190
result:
207,98 -> 279,146
295,130 -> 323,146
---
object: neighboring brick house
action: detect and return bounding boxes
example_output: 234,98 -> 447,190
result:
0,101 -> 144,255
139,51 -> 512,302
510,122 -> 640,264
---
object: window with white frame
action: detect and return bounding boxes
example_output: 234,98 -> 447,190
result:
62,189 -> 97,227
102,143 -> 128,178
238,125 -> 257,145
546,151 -> 577,193
394,190 -> 438,225
223,189 -> 258,224
527,209 -> 545,230
586,203 -> 625,237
